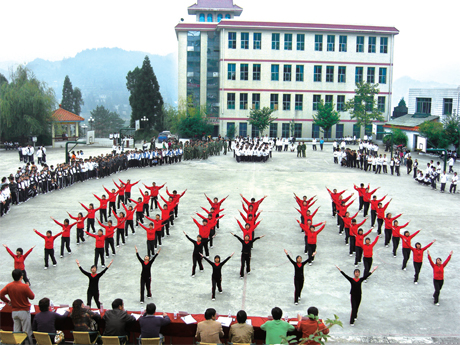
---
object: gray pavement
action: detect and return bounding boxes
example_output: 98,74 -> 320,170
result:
0,144 -> 459,344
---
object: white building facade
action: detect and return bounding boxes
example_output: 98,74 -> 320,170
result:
408,87 -> 460,121
176,0 -> 399,139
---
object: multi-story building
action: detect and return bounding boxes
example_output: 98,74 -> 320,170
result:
408,87 -> 460,121
176,0 -> 399,139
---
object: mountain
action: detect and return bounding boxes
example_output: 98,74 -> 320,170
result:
25,48 -> 178,120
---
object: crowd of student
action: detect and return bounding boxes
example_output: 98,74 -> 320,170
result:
233,137 -> 272,163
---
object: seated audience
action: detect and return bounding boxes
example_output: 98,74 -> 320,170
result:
138,303 -> 170,342
32,297 -> 70,333
70,299 -> 100,342
296,306 -> 329,345
229,310 -> 254,343
103,298 -> 136,341
260,307 -> 295,344
195,308 -> 224,344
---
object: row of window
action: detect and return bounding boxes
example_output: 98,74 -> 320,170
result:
227,63 -> 387,84
229,122 -> 376,139
199,13 -> 231,22
416,98 -> 454,115
228,32 -> 389,53
227,93 -> 386,112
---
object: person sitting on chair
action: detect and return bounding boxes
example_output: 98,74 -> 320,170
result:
138,303 -> 170,343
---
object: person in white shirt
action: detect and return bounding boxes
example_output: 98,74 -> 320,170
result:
375,155 -> 383,174
448,157 -> 454,173
450,172 -> 458,194
439,171 -> 448,193
312,138 -> 317,151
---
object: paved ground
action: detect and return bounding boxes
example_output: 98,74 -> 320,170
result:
0,143 -> 459,344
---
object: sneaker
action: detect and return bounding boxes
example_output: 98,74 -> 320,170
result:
349,254 -> 353,257
295,302 -> 298,305
212,297 -> 215,301
385,245 -> 389,248
219,291 -> 223,294
435,303 -> 439,306
191,275 -> 195,278
346,243 -> 349,246
240,276 -> 243,279
53,264 -> 56,267
210,246 -> 214,249
140,301 -> 144,304
102,265 -> 105,268
200,270 -> 204,272
247,272 -> 251,275
340,232 -> 343,235
117,245 -> 120,248
364,280 -> 368,283
355,265 -> 358,268
350,323 -> 355,327
393,255 -> 397,258
77,242 -> 80,245
106,256 -> 109,259
60,255 -> 63,258
403,268 -> 407,271
147,296 -> 151,299
414,282 -> 418,285
299,296 -> 301,300
308,263 -> 312,266
304,252 -> 307,255
44,267 -> 48,270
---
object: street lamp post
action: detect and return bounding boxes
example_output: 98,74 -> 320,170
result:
81,124 -> 88,137
88,117 -> 94,131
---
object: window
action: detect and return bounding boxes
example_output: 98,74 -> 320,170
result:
315,34 -> 323,51
296,65 -> 304,82
207,14 -> 213,22
294,124 -> 302,138
295,94 -> 303,110
272,33 -> 280,50
356,36 -> 364,52
353,124 -> 361,138
251,125 -> 260,138
240,64 -> 248,80
269,123 -> 278,137
271,64 -> 279,81
270,94 -> 279,110
240,93 -> 248,110
378,96 -> 385,112
338,66 -> 346,83
239,122 -> 247,137
241,32 -> 249,49
297,34 -> 305,51
228,32 -> 236,49
227,63 -> 236,80
314,65 -> 322,82
227,93 -> 235,109
326,66 -> 334,82
416,98 -> 432,114
380,37 -> 388,53
226,122 -> 235,136
199,13 -> 205,22
283,65 -> 292,81
443,98 -> 453,115
336,124 -> 344,139
368,37 -> 376,53
284,33 -> 292,50
327,35 -> 335,51
379,68 -> 387,84
337,95 -> 345,111
253,33 -> 261,49
225,14 -> 231,19
283,94 -> 291,110
313,95 -> 321,111
252,93 -> 260,110
339,35 -> 347,52
355,67 -> 363,83
217,14 -> 223,22
367,67 -> 375,83
365,125 -> 372,136
253,64 -> 261,81
365,97 -> 373,112
376,125 -> 384,140
282,123 -> 290,138
312,124 -> 320,138
325,95 -> 333,105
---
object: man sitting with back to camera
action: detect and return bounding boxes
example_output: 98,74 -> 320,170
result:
138,303 -> 170,343
103,298 -> 136,343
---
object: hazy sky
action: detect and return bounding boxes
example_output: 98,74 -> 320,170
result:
1,0 -> 459,84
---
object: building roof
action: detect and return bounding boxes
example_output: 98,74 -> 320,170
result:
176,20 -> 399,35
188,0 -> 243,15
51,105 -> 85,123
383,114 -> 439,132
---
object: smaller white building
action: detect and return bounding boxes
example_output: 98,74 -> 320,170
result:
408,87 -> 460,121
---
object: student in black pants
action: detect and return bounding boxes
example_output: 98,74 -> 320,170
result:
284,249 -> 308,305
135,246 -> 160,304
76,258 -> 113,308
184,231 -> 211,277
336,265 -> 377,325
201,252 -> 234,300
231,233 -> 264,278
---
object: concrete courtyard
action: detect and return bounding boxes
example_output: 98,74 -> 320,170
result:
0,143 -> 459,344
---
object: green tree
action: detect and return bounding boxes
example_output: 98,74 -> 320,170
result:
226,122 -> 236,139
176,104 -> 213,139
162,104 -> 179,133
383,127 -> 408,146
72,87 -> 84,115
442,114 -> 460,149
313,100 -> 341,139
126,56 -> 164,130
418,121 -> 449,148
61,75 -> 74,112
344,82 -> 384,135
90,105 -> 125,137
248,107 -> 277,135
0,65 -> 55,142
0,73 -> 7,86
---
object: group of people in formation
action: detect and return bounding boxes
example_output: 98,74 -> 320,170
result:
3,177 -> 187,308
233,137 -> 272,163
187,193 -> 267,300
415,160 -> 458,194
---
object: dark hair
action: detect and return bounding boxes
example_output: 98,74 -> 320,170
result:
146,303 -> 156,315
39,298 -> 50,312
214,255 -> 220,261
112,298 -> 123,309
12,269 -> 23,281
91,265 -> 96,269
16,248 -> 23,254
236,310 -> 247,323
204,308 -> 216,320
307,306 -> 318,320
354,269 -> 360,274
271,307 -> 282,320
71,299 -> 84,323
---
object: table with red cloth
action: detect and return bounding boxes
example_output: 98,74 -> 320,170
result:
0,304 -> 301,344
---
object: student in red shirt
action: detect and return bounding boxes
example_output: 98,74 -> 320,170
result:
3,245 -> 35,285
158,203 -> 173,237
205,193 -> 228,229
236,218 -> 261,242
122,204 -> 136,236
354,227 -> 373,267
130,197 -> 145,227
80,202 -> 100,233
383,212 -> 402,247
336,199 -> 355,235
145,214 -> 164,248
391,220 -> 410,257
370,194 -> 387,227
427,250 -> 453,305
349,218 -> 368,256
353,183 -> 368,211
362,186 -> 380,218
240,194 -> 267,214
339,210 -> 359,245
297,221 -> 326,265
326,187 -> 346,216
193,217 -> 211,256
34,229 -> 62,269
401,230 -> 421,270
139,189 -> 151,217
139,222 -> 163,257
403,239 -> 436,284
143,182 -> 166,210
120,179 -> 139,201
376,200 -> 391,235
113,212 -> 127,247
166,188 -> 187,218
362,236 -> 379,280
103,186 -> 118,217
68,212 -> 88,244
93,193 -> 108,223
113,180 -> 126,209
86,229 -> 106,267
97,219 -> 116,258
51,217 -> 77,258
197,211 -> 225,249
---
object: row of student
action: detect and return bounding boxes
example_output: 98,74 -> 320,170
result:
415,169 -> 458,193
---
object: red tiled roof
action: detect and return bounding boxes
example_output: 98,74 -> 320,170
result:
51,105 -> 85,122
